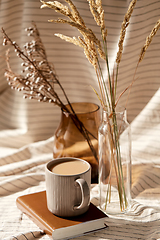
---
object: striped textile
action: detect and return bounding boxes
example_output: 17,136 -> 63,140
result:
0,0 -> 160,239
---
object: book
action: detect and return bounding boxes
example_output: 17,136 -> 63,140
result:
16,191 -> 108,240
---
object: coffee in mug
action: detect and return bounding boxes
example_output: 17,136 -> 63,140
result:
45,157 -> 91,217
50,159 -> 89,175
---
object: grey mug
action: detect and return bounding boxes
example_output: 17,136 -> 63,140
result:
45,157 -> 91,217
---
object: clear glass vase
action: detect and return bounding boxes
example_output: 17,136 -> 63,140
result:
98,108 -> 131,214
53,102 -> 100,183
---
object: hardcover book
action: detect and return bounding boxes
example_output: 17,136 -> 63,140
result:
16,191 -> 108,240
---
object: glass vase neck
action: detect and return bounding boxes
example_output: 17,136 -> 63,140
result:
102,107 -> 127,122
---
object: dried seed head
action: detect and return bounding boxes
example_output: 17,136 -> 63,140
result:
3,38 -> 7,45
116,0 -> 137,64
139,19 -> 160,62
39,85 -> 44,91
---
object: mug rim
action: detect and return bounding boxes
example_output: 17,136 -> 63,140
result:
46,157 -> 91,177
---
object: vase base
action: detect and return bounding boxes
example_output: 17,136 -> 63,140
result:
100,201 -> 131,215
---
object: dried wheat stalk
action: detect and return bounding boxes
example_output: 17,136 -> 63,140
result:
116,0 -> 137,64
138,19 -> 160,63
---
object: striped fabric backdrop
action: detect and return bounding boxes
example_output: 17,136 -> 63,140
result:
0,0 -> 160,239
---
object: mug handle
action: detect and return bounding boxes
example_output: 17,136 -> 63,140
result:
74,178 -> 90,210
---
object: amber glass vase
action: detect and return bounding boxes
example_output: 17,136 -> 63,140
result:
53,102 -> 100,183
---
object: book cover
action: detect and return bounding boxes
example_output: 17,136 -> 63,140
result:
16,191 -> 108,240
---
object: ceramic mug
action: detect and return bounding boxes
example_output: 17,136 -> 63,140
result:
45,157 -> 91,217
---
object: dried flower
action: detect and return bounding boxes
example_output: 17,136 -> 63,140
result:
41,0 -> 105,68
2,22 -> 68,107
2,21 -> 99,164
139,19 -> 160,63
87,0 -> 107,40
116,0 -> 137,64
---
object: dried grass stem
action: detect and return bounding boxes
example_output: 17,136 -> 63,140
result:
139,19 -> 160,62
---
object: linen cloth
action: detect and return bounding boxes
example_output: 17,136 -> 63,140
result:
0,0 -> 160,239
